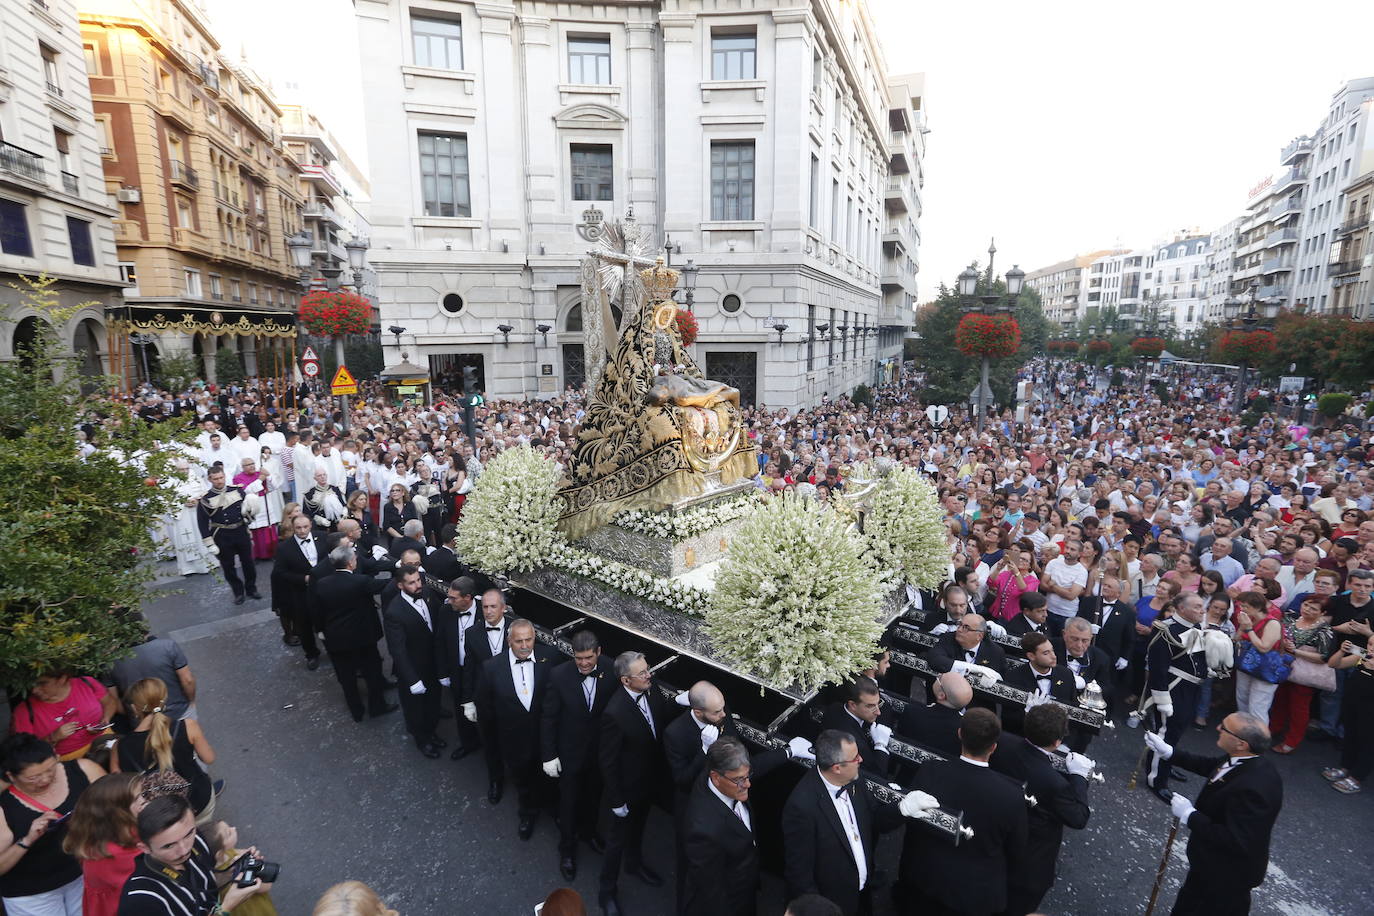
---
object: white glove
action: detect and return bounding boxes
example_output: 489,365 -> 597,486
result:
950,659 -> 971,674
1114,657 -> 1129,671
371,545 -> 389,560
1150,689 -> 1174,719
674,691 -> 691,707
438,677 -> 451,687
1090,623 -> 1102,635
966,664 -> 1002,684
700,724 -> 720,751
409,681 -> 426,695
314,514 -> 329,527
1024,691 -> 1051,712
787,736 -> 815,761
202,537 -> 220,557
1170,793 -> 1195,823
1064,752 -> 1095,778
986,621 -> 1008,638
543,758 -> 562,778
930,623 -> 955,636
611,804 -> 629,818
462,702 -> 477,723
1144,730 -> 1173,760
898,790 -> 941,818
1073,674 -> 1086,691
870,723 -> 892,751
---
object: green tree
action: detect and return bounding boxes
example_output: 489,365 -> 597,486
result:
156,352 -> 201,391
0,277 -> 191,690
213,346 -> 245,386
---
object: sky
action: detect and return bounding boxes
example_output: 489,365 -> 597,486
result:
202,0 -> 1374,296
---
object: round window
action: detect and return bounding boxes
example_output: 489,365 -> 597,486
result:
721,293 -> 742,314
441,293 -> 464,314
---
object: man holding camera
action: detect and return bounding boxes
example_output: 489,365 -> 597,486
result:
116,794 -> 272,915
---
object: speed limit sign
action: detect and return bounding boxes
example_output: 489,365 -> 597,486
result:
302,361 -> 319,378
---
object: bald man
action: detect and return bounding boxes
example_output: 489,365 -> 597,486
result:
897,672 -> 972,759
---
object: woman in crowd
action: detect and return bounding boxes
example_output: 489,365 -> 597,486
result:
381,482 -> 415,550
1163,552 -> 1202,594
313,881 -> 397,916
10,673 -> 119,762
1270,596 -> 1334,753
113,678 -> 217,824
1127,579 -> 1180,706
1181,503 -> 1213,545
1334,508 -> 1366,540
62,772 -> 142,916
0,733 -> 105,915
1325,633 -> 1374,795
1197,569 -> 1228,605
1194,594 -> 1238,728
1233,590 -> 1285,720
344,490 -> 379,552
986,546 -> 1038,622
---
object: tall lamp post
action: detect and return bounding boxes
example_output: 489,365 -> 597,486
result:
957,261 -> 1025,434
1222,279 -> 1279,414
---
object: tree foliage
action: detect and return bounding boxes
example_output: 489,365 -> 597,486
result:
213,346 -> 245,386
0,277 -> 191,690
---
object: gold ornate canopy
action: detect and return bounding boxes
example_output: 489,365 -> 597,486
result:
559,250 -> 756,539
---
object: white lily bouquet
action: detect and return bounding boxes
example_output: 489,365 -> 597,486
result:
862,464 -> 951,590
455,444 -> 565,574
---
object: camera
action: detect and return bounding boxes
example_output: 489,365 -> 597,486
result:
233,853 -> 281,888
1345,643 -> 1367,659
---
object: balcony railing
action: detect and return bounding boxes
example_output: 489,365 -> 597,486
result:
212,180 -> 240,208
60,170 -> 78,194
0,141 -> 45,183
1261,257 -> 1293,273
1281,137 -> 1313,163
169,160 -> 199,189
1264,226 -> 1298,246
1335,215 -> 1369,238
199,63 -> 220,92
1327,260 -> 1362,277
44,81 -> 62,97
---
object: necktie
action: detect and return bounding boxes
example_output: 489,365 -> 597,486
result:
486,626 -> 501,631
636,692 -> 655,737
583,675 -> 596,710
731,800 -> 750,831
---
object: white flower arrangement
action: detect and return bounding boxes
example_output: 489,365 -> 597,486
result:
707,494 -> 891,694
862,464 -> 952,590
455,444 -> 565,575
613,492 -> 761,540
548,544 -> 713,618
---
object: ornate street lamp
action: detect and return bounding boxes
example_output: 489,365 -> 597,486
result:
957,256 -> 1023,433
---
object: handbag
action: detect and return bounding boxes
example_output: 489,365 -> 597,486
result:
1287,656 -> 1337,692
1238,642 -> 1293,685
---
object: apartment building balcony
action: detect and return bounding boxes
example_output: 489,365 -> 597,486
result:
197,62 -> 220,93
1261,257 -> 1294,274
302,199 -> 340,227
1281,137 -> 1313,164
1327,260 -> 1362,277
0,141 -> 45,187
213,180 -> 241,210
1334,215 -> 1369,238
298,163 -> 342,196
155,89 -> 196,131
172,226 -> 215,257
169,161 -> 200,191
113,219 -> 142,243
1263,226 -> 1299,248
1269,196 -> 1302,219
59,170 -> 79,195
1257,284 -> 1290,299
883,178 -> 909,215
1274,166 -> 1307,192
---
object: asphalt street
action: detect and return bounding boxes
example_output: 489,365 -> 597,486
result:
143,560 -> 1370,916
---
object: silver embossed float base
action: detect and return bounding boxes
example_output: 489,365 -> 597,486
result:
575,513 -> 750,579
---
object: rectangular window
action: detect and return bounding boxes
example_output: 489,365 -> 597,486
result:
119,262 -> 139,296
209,274 -> 222,299
248,283 -> 258,304
568,36 -> 611,85
0,199 -> 34,257
67,216 -> 95,266
710,141 -> 755,220
808,154 -> 820,229
183,268 -> 202,298
711,32 -> 756,80
830,179 -> 839,237
83,42 -> 100,74
570,144 -> 613,201
40,45 -> 61,95
418,131 -> 471,217
229,278 -> 241,302
411,15 -> 462,70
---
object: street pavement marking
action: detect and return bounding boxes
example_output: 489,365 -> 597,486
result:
168,608 -> 276,643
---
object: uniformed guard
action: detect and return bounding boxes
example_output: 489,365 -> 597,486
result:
1140,592 -> 1231,800
197,465 -> 259,605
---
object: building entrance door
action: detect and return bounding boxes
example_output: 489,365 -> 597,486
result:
705,351 -> 758,408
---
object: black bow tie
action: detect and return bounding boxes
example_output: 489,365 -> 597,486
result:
1070,656 -> 1085,665
583,673 -> 598,681
457,610 -> 472,617
514,657 -> 532,664
833,784 -> 854,800
1037,674 -> 1051,682
486,626 -> 501,632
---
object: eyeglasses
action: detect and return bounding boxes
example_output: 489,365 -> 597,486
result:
719,770 -> 753,789
1217,721 -> 1245,744
626,669 -> 652,681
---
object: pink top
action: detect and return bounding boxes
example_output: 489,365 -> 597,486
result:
10,677 -> 107,757
989,569 -> 1040,621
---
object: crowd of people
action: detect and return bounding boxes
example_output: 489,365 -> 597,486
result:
5,359 -> 1373,915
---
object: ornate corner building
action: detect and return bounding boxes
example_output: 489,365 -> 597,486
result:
356,0 -> 926,409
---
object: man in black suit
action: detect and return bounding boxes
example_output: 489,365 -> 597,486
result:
781,729 -> 936,916
474,618 -> 556,840
437,575 -> 481,762
925,614 -> 1007,683
1004,633 -> 1080,735
678,737 -> 763,916
897,708 -> 1028,916
1146,713 -> 1283,916
1078,575 -> 1133,702
426,523 -> 464,582
989,704 -> 1092,916
541,629 -> 615,880
310,545 -> 397,722
598,650 -> 674,916
1053,618 -> 1111,751
819,677 -> 893,779
388,518 -> 427,562
919,584 -> 972,634
272,513 -> 323,670
1004,592 -> 1054,639
897,672 -> 972,759
461,588 -> 512,803
382,564 -> 450,759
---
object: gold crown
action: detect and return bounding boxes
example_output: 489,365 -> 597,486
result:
640,256 -> 680,302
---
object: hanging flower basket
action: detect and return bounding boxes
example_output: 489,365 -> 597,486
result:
675,310 -> 699,346
954,313 -> 1020,358
1048,339 -> 1079,354
299,290 -> 373,337
1131,336 -> 1166,357
1215,329 -> 1276,364
1087,339 -> 1111,355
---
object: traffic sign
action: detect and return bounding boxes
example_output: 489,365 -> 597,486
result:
302,361 -> 320,378
301,345 -> 319,362
330,365 -> 359,395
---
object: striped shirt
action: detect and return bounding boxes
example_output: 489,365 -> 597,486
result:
116,837 -> 217,916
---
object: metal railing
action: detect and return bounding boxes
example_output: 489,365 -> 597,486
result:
0,141 -> 45,182
1281,137 -> 1312,162
1327,260 -> 1361,277
45,81 -> 62,97
169,160 -> 199,189
60,170 -> 78,194
1335,215 -> 1369,237
1264,226 -> 1298,246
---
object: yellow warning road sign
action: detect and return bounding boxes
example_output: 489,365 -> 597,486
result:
330,365 -> 359,395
